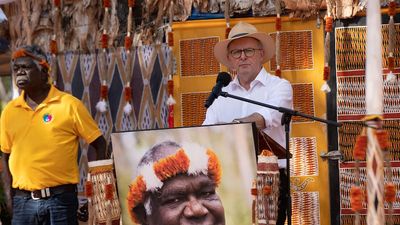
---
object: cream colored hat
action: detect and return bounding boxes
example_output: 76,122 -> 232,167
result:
214,21 -> 275,69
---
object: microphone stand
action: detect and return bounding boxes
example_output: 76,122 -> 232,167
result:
220,91 -> 341,225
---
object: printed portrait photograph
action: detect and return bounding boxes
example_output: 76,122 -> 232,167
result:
111,123 -> 258,225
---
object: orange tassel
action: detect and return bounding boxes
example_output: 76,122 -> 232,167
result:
263,185 -> 272,195
251,187 -> 257,196
168,31 -> 174,47
53,0 -> 61,7
125,36 -> 132,50
104,183 -> 114,200
350,186 -> 363,212
275,68 -> 281,77
375,129 -> 390,150
85,181 -> 93,197
388,56 -> 395,71
275,17 -> 282,31
325,16 -> 333,33
353,134 -> 367,161
50,39 -> 58,55
125,86 -> 132,102
168,104 -> 174,128
323,66 -> 330,81
128,0 -> 135,7
388,1 -> 397,16
103,0 -> 111,8
168,79 -> 174,95
101,85 -> 108,99
225,27 -> 231,39
101,34 -> 108,49
385,183 -> 396,203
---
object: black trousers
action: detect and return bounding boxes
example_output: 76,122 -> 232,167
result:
277,168 -> 288,225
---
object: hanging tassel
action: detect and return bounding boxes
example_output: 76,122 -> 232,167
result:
124,83 -> 133,114
275,66 -> 281,77
375,129 -> 391,150
128,0 -> 135,7
104,183 -> 114,200
50,39 -> 57,55
167,30 -> 174,47
385,182 -> 396,203
167,79 -> 176,128
353,128 -> 367,161
263,185 -> 272,195
53,0 -> 61,7
321,65 -> 331,93
103,0 -> 111,8
275,16 -> 282,31
96,80 -> 108,113
225,26 -> 231,39
388,1 -> 396,17
350,186 -> 364,212
101,32 -> 108,49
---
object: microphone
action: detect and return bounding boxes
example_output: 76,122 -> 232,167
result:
204,72 -> 232,108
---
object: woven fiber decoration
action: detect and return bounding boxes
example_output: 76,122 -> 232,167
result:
179,37 -> 220,77
339,120 -> 400,161
289,137 -> 318,176
270,30 -> 313,71
291,83 -> 315,123
335,25 -> 400,72
181,92 -> 209,126
291,192 -> 321,224
339,164 -> 400,217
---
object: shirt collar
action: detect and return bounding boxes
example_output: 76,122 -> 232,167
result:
231,67 -> 270,90
14,85 -> 61,108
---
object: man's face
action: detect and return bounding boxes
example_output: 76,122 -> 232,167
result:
12,57 -> 44,91
227,37 -> 264,84
147,174 -> 225,225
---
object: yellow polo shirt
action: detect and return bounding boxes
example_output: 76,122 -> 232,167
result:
0,85 -> 102,191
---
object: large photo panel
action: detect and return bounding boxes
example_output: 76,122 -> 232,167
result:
111,123 -> 257,225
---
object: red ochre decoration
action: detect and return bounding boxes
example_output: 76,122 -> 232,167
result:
104,183 -> 114,200
124,86 -> 132,102
388,1 -> 397,16
251,188 -> 257,196
225,27 -> 231,39
103,0 -> 111,8
263,185 -> 272,195
100,85 -> 108,99
323,66 -> 330,81
275,68 -> 281,77
275,17 -> 282,31
50,39 -> 57,55
385,183 -> 396,203
101,34 -> 108,49
53,0 -> 61,7
168,31 -> 174,47
325,16 -> 333,33
128,0 -> 135,7
125,36 -> 132,50
353,135 -> 367,161
375,129 -> 390,150
350,186 -> 363,212
388,56 -> 395,71
85,181 -> 93,197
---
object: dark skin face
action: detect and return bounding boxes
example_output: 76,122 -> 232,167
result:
12,56 -> 50,104
146,174 -> 225,225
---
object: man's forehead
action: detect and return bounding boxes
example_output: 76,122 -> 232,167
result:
13,56 -> 36,65
159,174 -> 215,194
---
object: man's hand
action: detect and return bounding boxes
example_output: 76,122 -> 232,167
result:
232,112 -> 266,130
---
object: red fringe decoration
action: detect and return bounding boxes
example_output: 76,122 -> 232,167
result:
251,187 -> 257,196
323,66 -> 330,81
350,186 -> 363,212
101,34 -> 108,49
153,149 -> 190,181
125,36 -> 132,50
207,149 -> 222,186
125,86 -> 132,102
385,183 -> 396,203
50,39 -> 58,55
53,0 -> 61,7
101,85 -> 108,99
225,27 -> 231,39
325,16 -> 333,33
353,134 -> 367,161
275,68 -> 281,77
375,130 -> 390,150
168,31 -> 174,47
128,0 -> 135,7
103,0 -> 111,8
168,80 -> 174,95
85,181 -> 93,197
388,1 -> 397,16
263,185 -> 272,195
105,183 -> 114,200
388,56 -> 395,71
127,175 -> 146,223
275,17 -> 282,31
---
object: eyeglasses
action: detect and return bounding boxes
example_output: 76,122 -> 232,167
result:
229,48 -> 263,59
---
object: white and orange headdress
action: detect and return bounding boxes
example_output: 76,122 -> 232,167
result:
127,144 -> 222,223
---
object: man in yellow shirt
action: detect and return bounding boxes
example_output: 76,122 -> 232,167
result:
0,45 -> 106,225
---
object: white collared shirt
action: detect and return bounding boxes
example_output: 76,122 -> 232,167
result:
203,68 -> 293,168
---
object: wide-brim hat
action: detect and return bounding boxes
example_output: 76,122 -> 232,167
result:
214,21 -> 275,69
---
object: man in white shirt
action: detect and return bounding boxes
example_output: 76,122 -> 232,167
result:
202,21 -> 293,225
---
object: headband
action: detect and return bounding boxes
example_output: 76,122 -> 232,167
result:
127,145 -> 222,223
12,49 -> 50,71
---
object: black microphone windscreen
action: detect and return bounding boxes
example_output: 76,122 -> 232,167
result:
216,72 -> 232,87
